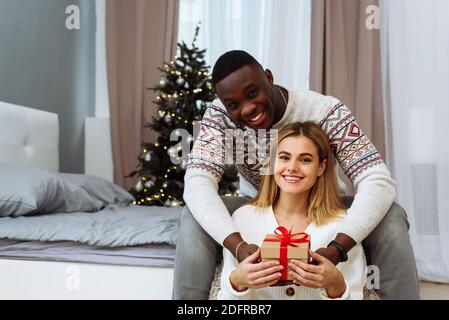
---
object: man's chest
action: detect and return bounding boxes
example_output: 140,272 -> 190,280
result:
226,129 -> 276,166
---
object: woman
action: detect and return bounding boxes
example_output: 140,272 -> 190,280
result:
217,122 -> 367,300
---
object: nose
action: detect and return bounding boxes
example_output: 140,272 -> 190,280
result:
240,102 -> 257,120
286,160 -> 299,173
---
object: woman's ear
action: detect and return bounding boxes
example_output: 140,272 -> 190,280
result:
318,159 -> 327,177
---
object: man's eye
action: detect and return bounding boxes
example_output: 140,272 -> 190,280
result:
279,156 -> 289,161
248,90 -> 258,98
228,103 -> 238,110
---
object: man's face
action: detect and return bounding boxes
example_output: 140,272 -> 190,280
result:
214,65 -> 276,130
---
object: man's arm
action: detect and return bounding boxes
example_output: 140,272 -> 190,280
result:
184,161 -> 258,261
183,170 -> 238,245
184,104 -> 257,260
317,103 -> 396,264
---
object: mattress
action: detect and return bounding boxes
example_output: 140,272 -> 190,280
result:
0,239 -> 175,268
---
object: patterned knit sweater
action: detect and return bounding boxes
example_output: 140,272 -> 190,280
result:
217,205 -> 367,300
184,89 -> 396,245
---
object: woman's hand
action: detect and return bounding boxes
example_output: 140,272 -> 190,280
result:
288,250 -> 346,298
230,249 -> 284,292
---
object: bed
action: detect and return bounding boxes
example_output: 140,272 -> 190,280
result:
0,101 -> 179,299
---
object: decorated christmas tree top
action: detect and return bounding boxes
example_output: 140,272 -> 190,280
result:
128,23 -> 239,207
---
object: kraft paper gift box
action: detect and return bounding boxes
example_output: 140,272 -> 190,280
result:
260,226 -> 310,281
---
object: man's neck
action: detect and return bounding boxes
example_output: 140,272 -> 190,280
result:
272,85 -> 288,125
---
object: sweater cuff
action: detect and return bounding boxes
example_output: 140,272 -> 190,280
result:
319,281 -> 350,300
337,222 -> 366,245
225,268 -> 253,298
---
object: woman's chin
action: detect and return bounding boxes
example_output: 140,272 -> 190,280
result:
279,186 -> 307,195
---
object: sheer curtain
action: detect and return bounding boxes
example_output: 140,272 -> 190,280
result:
178,0 -> 311,92
380,0 -> 449,283
95,0 -> 110,118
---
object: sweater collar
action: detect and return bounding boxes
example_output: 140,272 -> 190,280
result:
272,88 -> 294,130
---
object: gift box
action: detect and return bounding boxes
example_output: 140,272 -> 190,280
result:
261,226 -> 310,281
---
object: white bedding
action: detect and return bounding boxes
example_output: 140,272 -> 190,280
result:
0,204 -> 181,247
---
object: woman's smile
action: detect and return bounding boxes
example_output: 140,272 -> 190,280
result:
281,175 -> 304,183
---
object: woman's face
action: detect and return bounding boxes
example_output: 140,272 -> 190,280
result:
273,135 -> 326,196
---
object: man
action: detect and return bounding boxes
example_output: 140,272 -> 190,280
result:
174,50 -> 419,300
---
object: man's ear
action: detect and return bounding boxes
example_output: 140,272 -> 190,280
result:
264,69 -> 274,85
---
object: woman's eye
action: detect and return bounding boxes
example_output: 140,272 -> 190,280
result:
301,158 -> 312,163
279,156 -> 289,161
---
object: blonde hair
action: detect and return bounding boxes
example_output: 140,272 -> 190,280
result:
248,122 -> 345,226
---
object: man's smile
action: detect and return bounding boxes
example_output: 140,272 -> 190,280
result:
248,110 -> 264,122
245,110 -> 269,127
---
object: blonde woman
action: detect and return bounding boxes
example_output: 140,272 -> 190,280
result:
217,122 -> 367,300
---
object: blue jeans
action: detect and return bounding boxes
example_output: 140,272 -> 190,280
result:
173,196 -> 420,300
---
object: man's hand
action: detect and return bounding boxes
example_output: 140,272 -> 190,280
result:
312,233 -> 356,265
223,232 -> 259,263
313,246 -> 340,265
237,243 -> 259,263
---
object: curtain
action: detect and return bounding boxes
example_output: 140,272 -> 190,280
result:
380,0 -> 449,283
95,0 -> 109,118
178,0 -> 311,92
106,0 -> 179,189
309,0 -> 385,194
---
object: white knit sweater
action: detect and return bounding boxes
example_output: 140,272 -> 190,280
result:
217,205 -> 367,300
184,89 -> 396,245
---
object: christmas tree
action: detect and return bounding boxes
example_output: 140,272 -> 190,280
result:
128,23 -> 239,207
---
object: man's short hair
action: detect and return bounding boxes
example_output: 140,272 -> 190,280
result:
212,50 -> 263,86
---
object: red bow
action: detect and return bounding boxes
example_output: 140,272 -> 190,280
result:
264,226 -> 309,280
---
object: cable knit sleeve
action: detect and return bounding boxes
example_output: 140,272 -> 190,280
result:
319,103 -> 396,244
183,103 -> 239,245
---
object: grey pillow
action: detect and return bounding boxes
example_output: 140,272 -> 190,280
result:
57,173 -> 134,206
0,164 -> 104,217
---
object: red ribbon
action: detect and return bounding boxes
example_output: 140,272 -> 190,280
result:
264,226 -> 309,280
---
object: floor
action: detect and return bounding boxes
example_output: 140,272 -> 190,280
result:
420,281 -> 449,300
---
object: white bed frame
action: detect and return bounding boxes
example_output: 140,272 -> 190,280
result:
0,101 -> 174,300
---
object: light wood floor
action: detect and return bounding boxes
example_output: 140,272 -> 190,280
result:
420,281 -> 449,300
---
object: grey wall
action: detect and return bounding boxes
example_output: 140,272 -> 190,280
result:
0,0 -> 96,173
